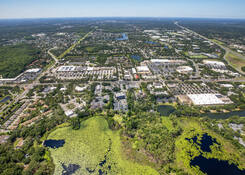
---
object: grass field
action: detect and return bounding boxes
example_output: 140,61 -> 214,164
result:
85,46 -> 95,52
184,52 -> 208,59
47,116 -> 159,175
211,39 -> 245,74
226,52 -> 245,73
211,39 -> 225,46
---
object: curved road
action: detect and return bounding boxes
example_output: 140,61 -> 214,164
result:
175,21 -> 245,75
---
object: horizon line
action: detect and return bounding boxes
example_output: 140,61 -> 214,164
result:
0,16 -> 245,20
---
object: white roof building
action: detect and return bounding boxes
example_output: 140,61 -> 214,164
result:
176,66 -> 193,74
203,60 -> 225,67
220,84 -> 234,88
75,86 -> 87,92
26,68 -> 41,73
65,110 -> 74,117
136,66 -> 150,74
238,85 -> 245,88
150,59 -> 186,64
57,66 -> 76,72
132,68 -> 137,74
187,94 -> 226,105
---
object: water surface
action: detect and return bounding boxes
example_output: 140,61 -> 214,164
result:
157,105 -> 176,116
191,155 -> 245,175
43,139 -> 65,148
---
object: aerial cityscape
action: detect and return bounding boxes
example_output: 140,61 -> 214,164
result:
0,0 -> 245,175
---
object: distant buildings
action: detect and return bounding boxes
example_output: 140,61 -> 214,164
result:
150,59 -> 186,65
0,68 -> 42,84
56,66 -> 117,80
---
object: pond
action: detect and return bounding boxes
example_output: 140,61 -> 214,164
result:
43,139 -> 65,149
186,133 -> 219,153
191,155 -> 245,175
0,96 -> 11,103
145,41 -> 158,45
116,33 -> 128,41
157,105 -> 176,116
62,163 -> 80,175
131,55 -> 141,61
202,110 -> 245,119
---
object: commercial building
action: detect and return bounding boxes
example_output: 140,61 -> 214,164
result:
150,59 -> 186,65
56,66 -> 117,80
0,68 -> 42,84
187,94 -> 233,106
176,66 -> 193,74
203,60 -> 226,68
136,66 -> 151,74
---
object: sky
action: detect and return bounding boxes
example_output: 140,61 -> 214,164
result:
0,0 -> 245,19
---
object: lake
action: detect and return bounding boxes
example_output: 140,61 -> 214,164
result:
157,105 -> 176,116
157,104 -> 245,119
43,139 -> 65,149
186,133 -> 218,153
201,110 -> 245,119
187,134 -> 245,175
191,155 -> 245,175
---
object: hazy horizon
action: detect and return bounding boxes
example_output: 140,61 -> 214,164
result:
1,0 -> 245,19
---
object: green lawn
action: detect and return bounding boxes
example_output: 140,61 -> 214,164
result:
85,46 -> 95,52
226,52 -> 245,73
161,117 -> 174,131
211,39 -> 225,46
184,52 -> 208,59
47,116 -> 159,175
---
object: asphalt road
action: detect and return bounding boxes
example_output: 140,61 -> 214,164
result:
175,21 -> 245,75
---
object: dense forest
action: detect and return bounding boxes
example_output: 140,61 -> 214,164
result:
179,19 -> 245,44
0,44 -> 40,78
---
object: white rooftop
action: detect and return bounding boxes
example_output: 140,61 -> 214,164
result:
220,84 -> 233,88
57,66 -> 76,72
176,66 -> 193,73
26,68 -> 41,73
136,66 -> 150,72
75,86 -> 86,92
187,94 -> 225,105
65,110 -> 74,117
151,59 -> 186,64
203,60 -> 225,66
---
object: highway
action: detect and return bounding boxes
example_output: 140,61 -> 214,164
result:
58,31 -> 93,59
175,21 -> 245,75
